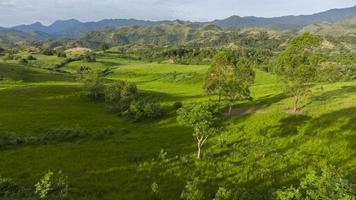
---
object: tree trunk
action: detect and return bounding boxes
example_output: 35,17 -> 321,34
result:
197,143 -> 201,159
228,105 -> 232,117
293,95 -> 299,112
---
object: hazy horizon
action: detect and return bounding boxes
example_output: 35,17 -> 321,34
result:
0,0 -> 355,27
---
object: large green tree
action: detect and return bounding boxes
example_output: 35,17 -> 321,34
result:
205,52 -> 255,116
221,58 -> 255,116
204,52 -> 232,101
274,32 -> 322,112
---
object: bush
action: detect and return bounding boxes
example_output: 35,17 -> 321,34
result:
83,72 -> 105,101
276,165 -> 355,200
0,132 -> 23,148
35,170 -> 69,199
173,101 -> 183,109
42,126 -> 89,143
42,48 -> 54,56
27,55 -> 36,60
128,97 -> 163,121
105,81 -> 137,113
18,58 -> 28,65
83,53 -> 96,62
0,176 -> 22,198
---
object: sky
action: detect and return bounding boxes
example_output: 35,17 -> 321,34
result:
0,0 -> 355,27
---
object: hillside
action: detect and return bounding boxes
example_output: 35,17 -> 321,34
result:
78,22 -> 289,49
213,5 -> 356,29
0,52 -> 355,199
301,17 -> 356,37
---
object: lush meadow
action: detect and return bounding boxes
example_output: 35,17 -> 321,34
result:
0,51 -> 355,199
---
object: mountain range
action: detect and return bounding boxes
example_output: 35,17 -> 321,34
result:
0,5 -> 356,39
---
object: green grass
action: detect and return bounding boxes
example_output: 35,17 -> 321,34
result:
0,55 -> 355,199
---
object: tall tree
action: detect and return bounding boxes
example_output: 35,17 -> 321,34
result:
177,103 -> 218,159
204,52 -> 232,102
274,32 -> 322,112
221,58 -> 255,116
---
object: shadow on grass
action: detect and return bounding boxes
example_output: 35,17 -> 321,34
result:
265,114 -> 312,137
140,90 -> 204,102
226,93 -> 286,117
311,85 -> 356,102
304,107 -> 356,136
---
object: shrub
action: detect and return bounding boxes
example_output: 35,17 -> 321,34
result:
276,165 -> 355,200
0,176 -> 22,198
42,126 -> 89,143
105,81 -> 137,113
18,58 -> 28,65
173,101 -> 183,109
0,132 -> 23,148
83,53 -> 96,62
41,48 -> 54,56
27,55 -> 36,60
35,170 -> 69,199
128,97 -> 163,121
83,72 -> 105,101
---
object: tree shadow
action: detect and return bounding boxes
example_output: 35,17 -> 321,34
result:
97,61 -> 122,67
140,90 -> 204,102
265,114 -> 312,137
311,85 -> 356,102
226,93 -> 286,117
304,107 -> 356,136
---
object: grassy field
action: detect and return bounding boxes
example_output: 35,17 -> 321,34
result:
0,53 -> 355,199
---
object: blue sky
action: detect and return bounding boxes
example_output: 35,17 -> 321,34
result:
0,0 -> 355,27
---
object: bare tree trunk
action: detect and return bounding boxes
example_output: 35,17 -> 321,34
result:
197,143 -> 201,159
196,137 -> 207,159
293,95 -> 299,112
228,104 -> 232,117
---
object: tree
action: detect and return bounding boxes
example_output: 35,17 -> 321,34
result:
276,165 -> 355,200
105,81 -> 137,113
100,43 -> 110,52
83,72 -> 105,101
221,58 -> 255,116
274,32 -> 322,112
204,52 -> 232,101
177,103 -> 218,159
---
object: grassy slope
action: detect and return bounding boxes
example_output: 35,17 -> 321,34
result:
0,55 -> 355,199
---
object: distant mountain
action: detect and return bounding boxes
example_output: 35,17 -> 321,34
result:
4,5 -> 356,39
301,17 -> 356,37
0,29 -> 52,48
212,5 -> 356,29
12,19 -> 170,38
78,21 -> 288,49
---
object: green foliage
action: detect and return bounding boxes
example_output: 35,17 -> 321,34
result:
19,58 -> 28,65
274,32 -> 322,112
276,166 -> 355,200
177,103 -> 219,159
35,170 -> 69,199
128,97 -> 163,122
180,178 -> 204,200
205,52 -> 255,114
0,176 -> 21,198
221,58 -> 255,115
214,187 -> 231,200
0,132 -> 23,148
105,81 -> 138,113
173,101 -> 183,109
83,71 -> 105,100
83,53 -> 96,62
